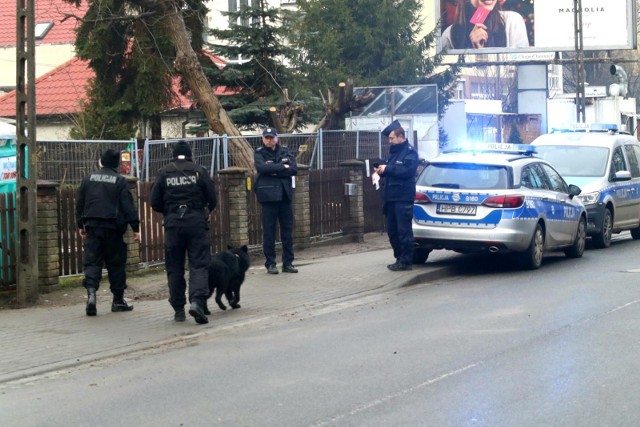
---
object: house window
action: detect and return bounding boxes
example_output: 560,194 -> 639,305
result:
470,82 -> 491,100
35,22 -> 53,40
455,80 -> 465,99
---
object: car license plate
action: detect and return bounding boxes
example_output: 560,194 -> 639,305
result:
436,203 -> 477,216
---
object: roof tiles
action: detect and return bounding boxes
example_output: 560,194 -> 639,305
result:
0,56 -> 230,118
0,0 -> 88,47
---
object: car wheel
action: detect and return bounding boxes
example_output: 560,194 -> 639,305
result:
564,216 -> 586,258
519,224 -> 544,270
592,208 -> 612,249
412,248 -> 431,264
631,227 -> 640,240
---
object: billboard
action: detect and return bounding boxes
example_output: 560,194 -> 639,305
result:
351,85 -> 438,117
438,0 -> 636,55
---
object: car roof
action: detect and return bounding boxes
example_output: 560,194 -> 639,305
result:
430,151 -> 539,168
532,132 -> 638,148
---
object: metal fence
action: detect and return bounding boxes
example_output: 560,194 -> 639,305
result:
36,130 -> 390,184
37,139 -> 136,184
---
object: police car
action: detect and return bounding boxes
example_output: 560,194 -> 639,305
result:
532,124 -> 640,248
412,143 -> 587,269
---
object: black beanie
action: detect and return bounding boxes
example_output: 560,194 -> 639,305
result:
100,149 -> 120,168
173,140 -> 192,159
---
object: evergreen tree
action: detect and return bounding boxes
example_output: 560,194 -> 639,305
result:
206,0 -> 311,131
65,0 -> 199,139
63,0 -> 256,168
508,121 -> 524,145
292,0 -> 460,125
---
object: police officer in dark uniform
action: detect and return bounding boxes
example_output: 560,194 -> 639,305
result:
254,127 -> 298,274
150,140 -> 217,324
374,120 -> 419,271
76,149 -> 141,316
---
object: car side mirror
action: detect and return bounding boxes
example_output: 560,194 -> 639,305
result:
568,184 -> 582,198
613,170 -> 632,181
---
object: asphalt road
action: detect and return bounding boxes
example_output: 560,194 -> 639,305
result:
2,235 -> 640,426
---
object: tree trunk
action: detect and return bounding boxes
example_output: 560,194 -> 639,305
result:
296,80 -> 374,164
159,2 -> 255,171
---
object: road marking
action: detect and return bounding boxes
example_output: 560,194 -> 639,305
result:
312,363 -> 480,426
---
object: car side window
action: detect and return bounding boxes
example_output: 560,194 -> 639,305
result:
521,165 -> 548,189
540,164 -> 569,193
520,167 -> 533,188
610,147 -> 627,180
624,145 -> 640,177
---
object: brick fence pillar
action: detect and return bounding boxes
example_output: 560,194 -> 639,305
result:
219,167 -> 250,247
37,181 -> 60,291
125,176 -> 140,273
340,160 -> 365,243
293,164 -> 311,250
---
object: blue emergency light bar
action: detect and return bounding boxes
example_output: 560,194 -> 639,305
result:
551,123 -> 619,133
444,142 -> 537,155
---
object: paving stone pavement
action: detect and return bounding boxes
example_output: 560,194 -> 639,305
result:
0,238 -> 457,384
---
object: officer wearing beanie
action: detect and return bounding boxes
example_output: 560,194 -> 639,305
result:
150,140 -> 217,324
76,149 -> 141,316
373,120 -> 419,271
254,127 -> 298,274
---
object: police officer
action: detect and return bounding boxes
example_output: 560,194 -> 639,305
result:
76,149 -> 141,316
374,120 -> 419,271
150,140 -> 217,324
254,127 -> 298,274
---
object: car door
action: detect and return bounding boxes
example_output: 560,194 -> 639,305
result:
623,144 -> 640,227
610,145 -> 634,226
538,163 -> 578,244
520,163 -> 564,246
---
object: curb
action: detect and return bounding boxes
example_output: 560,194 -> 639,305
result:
0,265 -> 456,386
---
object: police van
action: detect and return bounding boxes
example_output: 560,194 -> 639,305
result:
532,124 -> 640,248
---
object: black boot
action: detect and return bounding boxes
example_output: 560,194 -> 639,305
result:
86,288 -> 97,316
188,299 -> 209,325
174,308 -> 186,322
111,294 -> 134,312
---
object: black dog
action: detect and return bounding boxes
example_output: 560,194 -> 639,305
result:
204,245 -> 251,314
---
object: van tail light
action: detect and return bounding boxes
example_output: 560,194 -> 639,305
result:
482,195 -> 525,208
414,192 -> 431,204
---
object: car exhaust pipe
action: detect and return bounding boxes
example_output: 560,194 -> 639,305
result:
488,246 -> 500,253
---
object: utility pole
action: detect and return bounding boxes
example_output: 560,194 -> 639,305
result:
573,0 -> 586,123
15,0 -> 39,305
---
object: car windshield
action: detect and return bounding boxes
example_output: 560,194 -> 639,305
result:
535,145 -> 609,177
417,163 -> 510,190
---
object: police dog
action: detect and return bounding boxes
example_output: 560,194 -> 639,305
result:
204,245 -> 251,314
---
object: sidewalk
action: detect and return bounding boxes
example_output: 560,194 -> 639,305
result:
0,234 -> 456,384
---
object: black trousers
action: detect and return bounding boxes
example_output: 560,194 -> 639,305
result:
82,227 -> 127,295
261,200 -> 294,268
164,226 -> 211,309
385,201 -> 415,265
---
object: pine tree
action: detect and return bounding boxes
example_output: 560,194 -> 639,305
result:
206,0 -> 310,131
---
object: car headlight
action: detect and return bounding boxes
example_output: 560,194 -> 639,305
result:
577,191 -> 599,205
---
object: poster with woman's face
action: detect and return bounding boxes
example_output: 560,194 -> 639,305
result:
439,0 -> 635,54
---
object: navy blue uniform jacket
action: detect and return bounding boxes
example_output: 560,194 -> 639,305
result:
380,141 -> 419,203
254,144 -> 298,203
